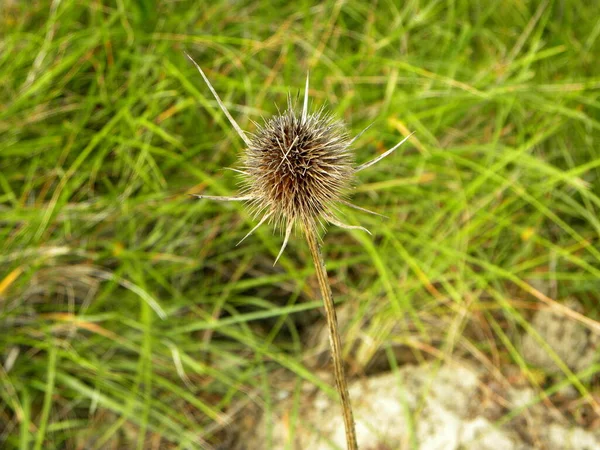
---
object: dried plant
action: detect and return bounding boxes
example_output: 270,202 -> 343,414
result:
186,53 -> 412,450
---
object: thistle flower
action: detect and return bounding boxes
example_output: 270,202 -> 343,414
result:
185,54 -> 413,264
185,53 -> 413,450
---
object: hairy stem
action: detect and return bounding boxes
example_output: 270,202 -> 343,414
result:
304,225 -> 358,450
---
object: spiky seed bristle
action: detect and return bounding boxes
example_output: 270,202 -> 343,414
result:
242,99 -> 354,230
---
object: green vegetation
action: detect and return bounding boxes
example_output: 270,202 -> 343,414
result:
1,0 -> 599,448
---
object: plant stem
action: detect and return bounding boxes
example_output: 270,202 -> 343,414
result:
304,224 -> 358,450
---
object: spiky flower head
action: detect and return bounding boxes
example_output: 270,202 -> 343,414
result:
185,53 -> 413,263
243,99 -> 353,231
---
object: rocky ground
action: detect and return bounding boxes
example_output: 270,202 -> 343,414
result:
242,362 -> 599,449
237,301 -> 599,449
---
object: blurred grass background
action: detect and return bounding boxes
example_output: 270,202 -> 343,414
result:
1,0 -> 599,448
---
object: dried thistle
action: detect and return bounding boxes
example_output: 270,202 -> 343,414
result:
186,53 -> 412,450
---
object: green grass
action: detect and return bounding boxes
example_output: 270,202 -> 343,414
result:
1,0 -> 599,448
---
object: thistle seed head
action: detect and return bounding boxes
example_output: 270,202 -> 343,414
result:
243,100 -> 353,229
185,52 -> 413,263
